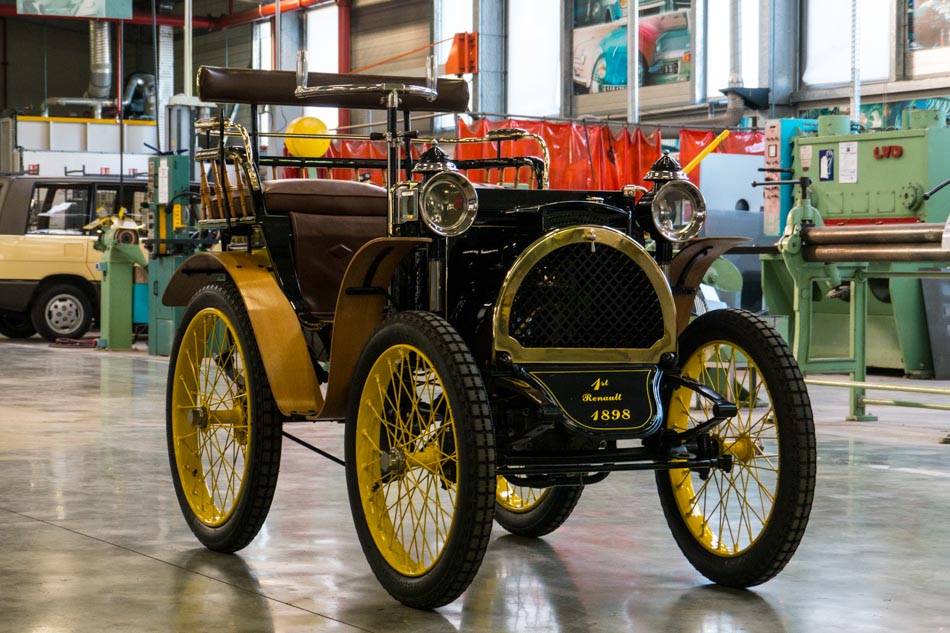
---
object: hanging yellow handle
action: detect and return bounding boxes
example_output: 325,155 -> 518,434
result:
682,129 -> 731,174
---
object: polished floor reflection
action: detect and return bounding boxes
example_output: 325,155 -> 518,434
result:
1,339 -> 949,632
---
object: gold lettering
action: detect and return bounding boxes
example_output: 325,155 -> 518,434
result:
581,393 -> 623,402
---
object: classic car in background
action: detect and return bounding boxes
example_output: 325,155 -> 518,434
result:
0,175 -> 146,340
573,9 -> 690,92
573,20 -> 659,91
647,27 -> 691,84
574,0 -> 627,27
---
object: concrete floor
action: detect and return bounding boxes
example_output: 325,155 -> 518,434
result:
1,338 -> 949,633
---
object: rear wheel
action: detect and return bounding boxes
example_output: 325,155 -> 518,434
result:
656,308 -> 816,587
346,311 -> 495,609
494,477 -> 583,538
167,282 -> 282,552
31,284 -> 92,340
0,310 -> 36,339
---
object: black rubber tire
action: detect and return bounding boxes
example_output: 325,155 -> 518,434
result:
0,310 -> 36,339
30,283 -> 93,340
346,311 -> 496,609
166,282 -> 282,553
655,308 -> 816,587
494,480 -> 584,538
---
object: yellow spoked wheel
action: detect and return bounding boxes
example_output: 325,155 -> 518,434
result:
496,478 -> 548,512
167,283 -> 282,553
346,311 -> 495,609
494,477 -> 583,538
656,309 -> 816,587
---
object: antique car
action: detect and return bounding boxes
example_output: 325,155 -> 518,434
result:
163,55 -> 816,609
574,0 -> 627,27
0,175 -> 146,340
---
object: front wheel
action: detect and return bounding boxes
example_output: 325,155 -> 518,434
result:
166,282 -> 282,553
346,311 -> 496,609
494,477 -> 583,538
656,308 -> 816,587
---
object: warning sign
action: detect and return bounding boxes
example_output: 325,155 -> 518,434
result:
818,149 -> 835,182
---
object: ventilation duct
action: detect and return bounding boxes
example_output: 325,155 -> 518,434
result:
87,21 -> 112,100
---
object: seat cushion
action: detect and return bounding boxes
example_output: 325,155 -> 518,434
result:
263,179 -> 387,216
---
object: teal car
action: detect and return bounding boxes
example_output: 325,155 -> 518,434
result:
646,28 -> 691,85
574,0 -> 627,27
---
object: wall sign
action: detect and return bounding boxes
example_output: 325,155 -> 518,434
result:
839,141 -> 858,184
17,0 -> 132,19
819,148 -> 835,182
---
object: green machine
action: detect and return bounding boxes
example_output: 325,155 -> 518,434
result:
146,154 -> 194,356
96,223 -> 148,350
761,113 -> 950,378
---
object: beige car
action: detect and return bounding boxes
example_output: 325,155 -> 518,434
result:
0,176 -> 146,340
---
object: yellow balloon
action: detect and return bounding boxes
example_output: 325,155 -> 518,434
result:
285,116 -> 330,158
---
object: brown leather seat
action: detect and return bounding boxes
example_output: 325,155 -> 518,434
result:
262,179 -> 387,216
264,179 -> 387,314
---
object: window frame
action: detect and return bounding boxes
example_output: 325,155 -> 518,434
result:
26,183 -> 93,235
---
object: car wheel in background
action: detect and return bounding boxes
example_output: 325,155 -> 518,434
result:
0,310 -> 36,339
30,284 -> 93,341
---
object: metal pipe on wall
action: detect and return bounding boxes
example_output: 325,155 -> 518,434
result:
2,18 -> 6,109
850,0 -> 860,124
626,0 -> 639,123
116,20 -> 123,122
43,97 -> 108,118
87,22 -> 112,99
216,0 -> 325,30
729,0 -> 742,88
184,0 -> 192,96
337,0 -> 351,128
275,0 -> 282,70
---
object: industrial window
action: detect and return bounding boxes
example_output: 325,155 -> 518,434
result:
27,185 -> 91,235
304,3 -> 340,131
801,0 -> 891,86
508,0 -> 563,116
253,21 -> 273,72
705,0 -> 760,98
253,21 -> 274,142
433,0 -> 473,130
906,0 -> 950,78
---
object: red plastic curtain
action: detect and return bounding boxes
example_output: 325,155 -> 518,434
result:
456,118 -> 662,190
677,129 -> 765,186
280,118 -> 665,190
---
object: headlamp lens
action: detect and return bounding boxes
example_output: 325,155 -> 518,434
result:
651,180 -> 706,242
420,172 -> 478,236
